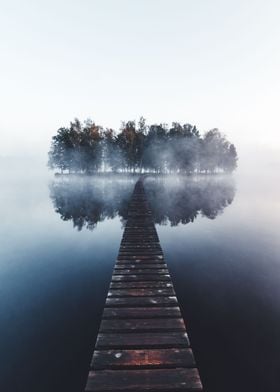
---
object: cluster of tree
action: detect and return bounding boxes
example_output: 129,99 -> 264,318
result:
48,118 -> 238,174
49,176 -> 235,231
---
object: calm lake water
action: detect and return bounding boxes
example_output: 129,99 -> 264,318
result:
0,170 -> 280,392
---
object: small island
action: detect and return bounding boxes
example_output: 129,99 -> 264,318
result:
48,118 -> 238,174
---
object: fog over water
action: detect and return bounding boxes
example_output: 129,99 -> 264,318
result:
0,151 -> 279,392
1,0 -> 280,390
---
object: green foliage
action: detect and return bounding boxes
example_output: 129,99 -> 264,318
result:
48,118 -> 238,174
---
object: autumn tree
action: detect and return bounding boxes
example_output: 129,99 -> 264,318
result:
48,118 -> 238,174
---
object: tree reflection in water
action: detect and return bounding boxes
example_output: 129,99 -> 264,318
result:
145,176 -> 235,225
49,175 -> 235,231
49,176 -> 136,231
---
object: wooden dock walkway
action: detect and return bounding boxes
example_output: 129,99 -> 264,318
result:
85,179 -> 203,391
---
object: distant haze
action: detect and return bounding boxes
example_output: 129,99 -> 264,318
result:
1,0 -> 279,170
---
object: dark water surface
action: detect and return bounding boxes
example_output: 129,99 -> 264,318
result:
1,172 -> 279,392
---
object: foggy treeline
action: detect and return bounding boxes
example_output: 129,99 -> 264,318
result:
48,118 -> 238,174
49,176 -> 235,230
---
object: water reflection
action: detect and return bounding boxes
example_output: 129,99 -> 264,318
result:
145,176 -> 235,225
49,175 -> 235,230
49,176 -> 136,230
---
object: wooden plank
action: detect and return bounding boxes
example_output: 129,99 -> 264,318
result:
119,249 -> 162,253
122,232 -> 158,235
124,228 -> 155,230
114,264 -> 168,269
121,236 -> 159,240
100,318 -> 186,333
102,307 -> 182,319
116,259 -> 166,264
113,269 -> 169,275
125,226 -> 155,228
92,348 -> 196,369
86,368 -> 202,391
122,231 -> 158,234
121,240 -> 159,243
118,254 -> 164,258
119,248 -> 162,252
122,231 -> 158,235
123,230 -> 156,232
117,255 -> 164,260
110,281 -> 174,289
105,296 -> 178,307
112,275 -> 171,282
95,332 -> 190,349
119,247 -> 161,251
119,242 -> 159,245
119,248 -> 162,256
108,288 -> 175,297
122,237 -> 158,240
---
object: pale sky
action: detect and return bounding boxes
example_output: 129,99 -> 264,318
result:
1,0 -> 280,158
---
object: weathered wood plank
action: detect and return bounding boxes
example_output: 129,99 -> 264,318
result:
113,269 -> 169,275
119,248 -> 162,253
95,332 -> 190,349
124,227 -> 157,230
122,231 -> 158,235
121,239 -> 159,245
108,288 -> 175,297
112,274 -> 171,282
86,368 -> 202,391
114,264 -> 168,270
116,259 -> 166,264
102,307 -> 182,319
123,231 -> 157,233
125,227 -> 156,230
110,281 -> 174,289
105,296 -> 178,307
117,255 -> 164,260
92,348 -> 196,370
118,251 -> 163,255
120,244 -> 161,248
100,318 -> 186,333
121,237 -> 159,240
119,249 -> 162,252
124,226 -> 157,229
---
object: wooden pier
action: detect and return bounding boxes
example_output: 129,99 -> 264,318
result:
85,179 -> 203,391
